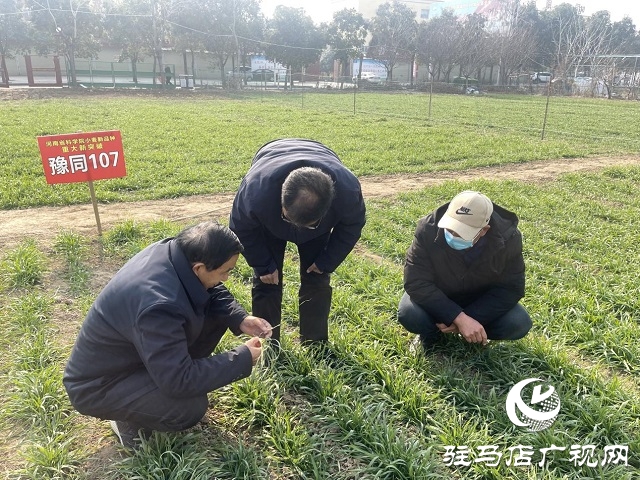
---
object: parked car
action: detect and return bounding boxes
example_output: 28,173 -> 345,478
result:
353,71 -> 382,84
227,66 -> 252,79
531,72 -> 552,83
251,68 -> 275,81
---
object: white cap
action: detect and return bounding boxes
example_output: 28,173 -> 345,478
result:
437,191 -> 493,241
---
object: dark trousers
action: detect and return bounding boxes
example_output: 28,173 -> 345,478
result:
397,292 -> 532,345
72,322 -> 229,432
252,231 -> 332,343
103,371 -> 209,432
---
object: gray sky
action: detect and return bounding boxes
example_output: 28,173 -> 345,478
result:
259,0 -> 640,26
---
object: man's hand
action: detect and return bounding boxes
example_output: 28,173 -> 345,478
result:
259,269 -> 279,285
244,337 -> 262,366
240,316 -> 273,339
436,323 -> 459,334
452,312 -> 488,345
306,263 -> 323,274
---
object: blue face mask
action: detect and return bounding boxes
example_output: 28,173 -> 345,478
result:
444,229 -> 475,250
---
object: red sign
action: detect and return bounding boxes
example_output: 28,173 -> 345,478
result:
37,130 -> 126,184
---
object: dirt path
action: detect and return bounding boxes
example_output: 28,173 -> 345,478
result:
1,155 -> 638,246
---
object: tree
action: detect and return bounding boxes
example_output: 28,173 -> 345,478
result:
103,0 -> 154,84
0,0 -> 31,84
170,0 -> 207,83
368,1 -> 417,82
26,0 -> 103,85
226,0 -> 263,81
579,12 -> 636,98
0,0 -> 31,57
490,0 -> 538,86
264,6 -> 324,89
454,14 -> 491,89
416,9 -> 459,82
539,3 -> 587,79
511,1 -> 546,76
175,0 -> 262,89
326,8 -> 368,85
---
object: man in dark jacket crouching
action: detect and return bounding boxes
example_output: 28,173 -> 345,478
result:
63,222 -> 272,449
398,190 -> 531,352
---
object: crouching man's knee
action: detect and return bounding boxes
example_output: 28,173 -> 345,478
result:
160,395 -> 209,432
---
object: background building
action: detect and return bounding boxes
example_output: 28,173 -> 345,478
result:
430,0 -> 502,20
331,0 -> 442,21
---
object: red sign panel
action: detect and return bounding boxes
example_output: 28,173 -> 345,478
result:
37,130 -> 126,184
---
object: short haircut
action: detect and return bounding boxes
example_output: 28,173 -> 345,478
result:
175,222 -> 243,271
281,167 -> 335,227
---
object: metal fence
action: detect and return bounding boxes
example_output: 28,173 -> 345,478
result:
2,54 -> 638,101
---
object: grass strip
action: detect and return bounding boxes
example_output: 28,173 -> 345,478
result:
2,93 -> 640,208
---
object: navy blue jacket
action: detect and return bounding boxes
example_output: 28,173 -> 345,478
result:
404,202 -> 525,326
63,238 -> 252,411
229,139 -> 366,275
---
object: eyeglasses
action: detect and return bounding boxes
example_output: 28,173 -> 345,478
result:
281,211 -> 322,230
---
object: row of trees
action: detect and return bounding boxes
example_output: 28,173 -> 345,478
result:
1,0 -> 639,91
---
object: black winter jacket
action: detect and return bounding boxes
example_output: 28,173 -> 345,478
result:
63,238 -> 252,413
404,202 -> 525,326
229,138 -> 366,275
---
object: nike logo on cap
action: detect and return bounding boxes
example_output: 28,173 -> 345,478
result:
456,207 -> 472,215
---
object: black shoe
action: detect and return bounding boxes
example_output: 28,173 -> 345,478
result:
110,420 -> 148,450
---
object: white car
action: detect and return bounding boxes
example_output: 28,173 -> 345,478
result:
531,72 -> 552,83
353,72 -> 382,84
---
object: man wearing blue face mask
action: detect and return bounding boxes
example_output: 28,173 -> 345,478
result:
398,190 -> 531,352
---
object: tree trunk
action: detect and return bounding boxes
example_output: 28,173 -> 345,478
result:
0,54 -> 9,86
68,42 -> 77,86
191,51 -> 196,85
131,57 -> 138,84
152,55 -> 157,85
183,50 -> 188,77
220,55 -> 227,88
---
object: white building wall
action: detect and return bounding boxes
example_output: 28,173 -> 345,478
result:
357,0 -> 441,21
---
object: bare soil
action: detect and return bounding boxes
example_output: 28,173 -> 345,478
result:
1,155 -> 639,247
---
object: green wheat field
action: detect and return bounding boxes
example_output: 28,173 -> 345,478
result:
0,90 -> 638,479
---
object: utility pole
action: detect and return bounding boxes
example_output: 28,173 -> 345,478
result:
232,0 -> 241,87
152,0 -> 164,86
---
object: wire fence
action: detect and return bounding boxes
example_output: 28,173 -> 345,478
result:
3,56 -> 639,154
203,83 -> 640,155
4,53 -> 639,101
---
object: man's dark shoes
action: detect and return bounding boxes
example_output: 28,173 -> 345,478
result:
110,420 -> 148,450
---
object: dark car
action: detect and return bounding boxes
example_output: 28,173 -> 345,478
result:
227,66 -> 252,78
227,66 -> 253,83
251,69 -> 275,82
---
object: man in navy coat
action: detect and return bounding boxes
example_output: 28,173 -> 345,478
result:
64,222 -> 271,448
230,139 -> 366,346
